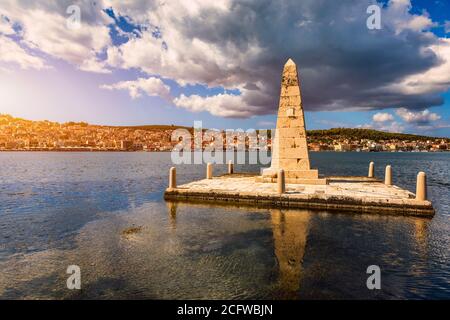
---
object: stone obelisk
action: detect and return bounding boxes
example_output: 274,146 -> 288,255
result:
261,58 -> 327,185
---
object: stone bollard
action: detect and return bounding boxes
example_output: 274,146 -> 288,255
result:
169,167 -> 176,189
228,160 -> 234,174
368,161 -> 374,178
416,172 -> 427,201
206,163 -> 213,179
278,169 -> 285,194
384,165 -> 392,185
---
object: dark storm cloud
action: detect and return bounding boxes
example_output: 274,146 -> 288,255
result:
183,0 -> 444,113
103,0 -> 450,117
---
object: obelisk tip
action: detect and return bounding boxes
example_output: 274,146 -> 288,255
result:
285,58 -> 296,66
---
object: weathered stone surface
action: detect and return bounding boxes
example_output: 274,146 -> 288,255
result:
416,171 -> 427,201
168,167 -> 176,190
261,58 -> 325,184
164,175 -> 434,217
276,127 -> 307,138
279,158 -> 310,170
281,85 -> 301,97
277,117 -> 305,128
285,178 -> 328,185
285,170 -> 319,179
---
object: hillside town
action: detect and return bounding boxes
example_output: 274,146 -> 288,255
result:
307,139 -> 448,152
0,114 -> 448,152
0,114 -> 176,151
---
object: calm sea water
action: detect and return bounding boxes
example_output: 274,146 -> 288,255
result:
0,152 -> 449,299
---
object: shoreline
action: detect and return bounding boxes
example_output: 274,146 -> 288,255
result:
0,150 -> 448,153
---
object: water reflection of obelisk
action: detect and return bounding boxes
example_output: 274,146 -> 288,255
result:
271,209 -> 310,297
167,201 -> 178,230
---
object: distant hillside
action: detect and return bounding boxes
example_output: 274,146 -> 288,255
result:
0,114 -> 192,131
1,114 -> 447,142
115,124 -> 193,132
306,128 -> 447,142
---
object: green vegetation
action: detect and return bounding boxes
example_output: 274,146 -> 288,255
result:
306,128 -> 446,142
64,121 -> 89,127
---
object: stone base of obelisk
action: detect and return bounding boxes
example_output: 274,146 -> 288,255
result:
257,168 -> 328,185
164,174 -> 434,217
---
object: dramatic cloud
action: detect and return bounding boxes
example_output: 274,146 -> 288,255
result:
100,77 -> 171,100
386,38 -> 450,96
396,108 -> 441,124
372,112 -> 394,122
102,0 -> 450,117
1,0 -> 450,119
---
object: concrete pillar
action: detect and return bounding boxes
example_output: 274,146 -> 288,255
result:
384,165 -> 392,185
206,163 -> 213,179
169,167 -> 176,189
278,169 -> 285,194
368,161 -> 374,178
228,160 -> 234,174
416,171 -> 427,201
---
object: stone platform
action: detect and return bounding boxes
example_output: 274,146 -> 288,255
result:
164,173 -> 434,217
257,168 -> 328,184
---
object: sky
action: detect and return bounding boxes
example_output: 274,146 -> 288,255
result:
0,0 -> 449,137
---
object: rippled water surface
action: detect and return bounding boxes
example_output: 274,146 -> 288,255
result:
0,152 -> 449,299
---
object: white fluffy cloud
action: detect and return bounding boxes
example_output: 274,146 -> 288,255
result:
362,107 -> 444,133
0,15 -> 14,35
173,93 -> 260,118
359,121 -> 405,133
0,12 -> 48,70
396,108 -> 441,124
100,77 -> 171,100
385,0 -> 436,33
0,0 -> 112,73
0,35 -> 48,70
372,112 -> 394,122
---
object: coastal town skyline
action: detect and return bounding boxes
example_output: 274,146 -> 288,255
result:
1,0 -> 450,137
1,113 -> 448,152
